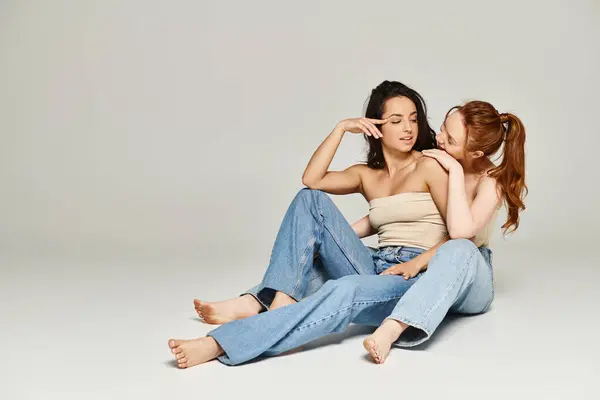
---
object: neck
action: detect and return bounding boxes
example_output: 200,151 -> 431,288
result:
458,159 -> 473,173
383,149 -> 416,177
459,156 -> 489,175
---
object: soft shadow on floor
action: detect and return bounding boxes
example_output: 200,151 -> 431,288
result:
413,311 -> 491,351
164,359 -> 180,369
408,316 -> 457,351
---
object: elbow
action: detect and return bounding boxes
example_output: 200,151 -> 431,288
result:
448,226 -> 476,240
302,175 -> 320,189
302,177 -> 318,189
301,176 -> 312,188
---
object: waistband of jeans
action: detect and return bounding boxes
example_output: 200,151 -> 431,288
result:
378,245 -> 426,253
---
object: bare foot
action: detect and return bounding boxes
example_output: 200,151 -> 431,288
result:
363,319 -> 407,364
363,338 -> 385,364
168,337 -> 224,369
270,291 -> 297,310
194,294 -> 262,325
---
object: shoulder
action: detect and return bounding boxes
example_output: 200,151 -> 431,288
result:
416,154 -> 448,179
346,163 -> 371,176
417,155 -> 442,170
477,174 -> 502,203
344,163 -> 375,184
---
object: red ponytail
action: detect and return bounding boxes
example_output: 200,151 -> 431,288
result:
489,113 -> 527,233
453,101 -> 528,234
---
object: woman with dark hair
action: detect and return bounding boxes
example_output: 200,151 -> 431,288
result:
192,80 -> 443,323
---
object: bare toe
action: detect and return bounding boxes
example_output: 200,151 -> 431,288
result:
195,301 -> 208,321
363,338 -> 382,364
176,352 -> 186,360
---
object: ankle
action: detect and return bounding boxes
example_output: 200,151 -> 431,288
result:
209,338 -> 225,357
381,318 -> 408,338
273,291 -> 294,303
241,294 -> 263,313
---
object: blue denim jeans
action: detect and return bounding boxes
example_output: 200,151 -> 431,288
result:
208,189 -> 494,365
389,239 -> 493,347
242,188 -> 424,308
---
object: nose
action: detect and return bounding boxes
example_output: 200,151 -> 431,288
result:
402,120 -> 412,133
435,132 -> 443,142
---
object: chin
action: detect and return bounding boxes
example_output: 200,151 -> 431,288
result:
396,144 -> 413,152
397,140 -> 415,149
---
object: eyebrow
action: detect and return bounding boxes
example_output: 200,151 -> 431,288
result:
387,112 -> 417,117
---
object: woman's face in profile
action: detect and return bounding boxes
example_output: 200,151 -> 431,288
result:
436,110 -> 467,160
379,96 -> 419,153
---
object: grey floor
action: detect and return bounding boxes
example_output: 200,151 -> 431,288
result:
1,241 -> 598,399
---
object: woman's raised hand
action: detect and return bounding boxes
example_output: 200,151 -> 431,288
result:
335,117 -> 388,139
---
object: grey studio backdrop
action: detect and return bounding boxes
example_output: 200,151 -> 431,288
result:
0,1 -> 598,399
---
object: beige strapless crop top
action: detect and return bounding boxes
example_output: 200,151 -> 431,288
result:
368,192 -> 448,250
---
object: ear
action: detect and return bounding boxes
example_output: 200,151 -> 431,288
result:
471,150 -> 484,159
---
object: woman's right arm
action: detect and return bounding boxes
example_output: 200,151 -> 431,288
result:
302,118 -> 386,195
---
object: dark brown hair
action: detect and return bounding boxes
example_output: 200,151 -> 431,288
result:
364,81 -> 436,169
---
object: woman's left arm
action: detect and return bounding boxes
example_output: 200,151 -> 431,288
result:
423,150 -> 501,239
447,171 -> 500,238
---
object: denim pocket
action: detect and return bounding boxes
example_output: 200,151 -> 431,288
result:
375,261 -> 396,275
373,246 -> 424,274
394,248 -> 424,264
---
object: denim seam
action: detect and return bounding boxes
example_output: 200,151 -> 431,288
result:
289,190 -> 323,299
410,247 -> 478,328
242,292 -> 269,312
290,235 -> 317,299
481,296 -> 494,313
482,267 -> 495,313
313,192 -> 369,276
322,221 -> 365,276
293,296 -> 404,332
